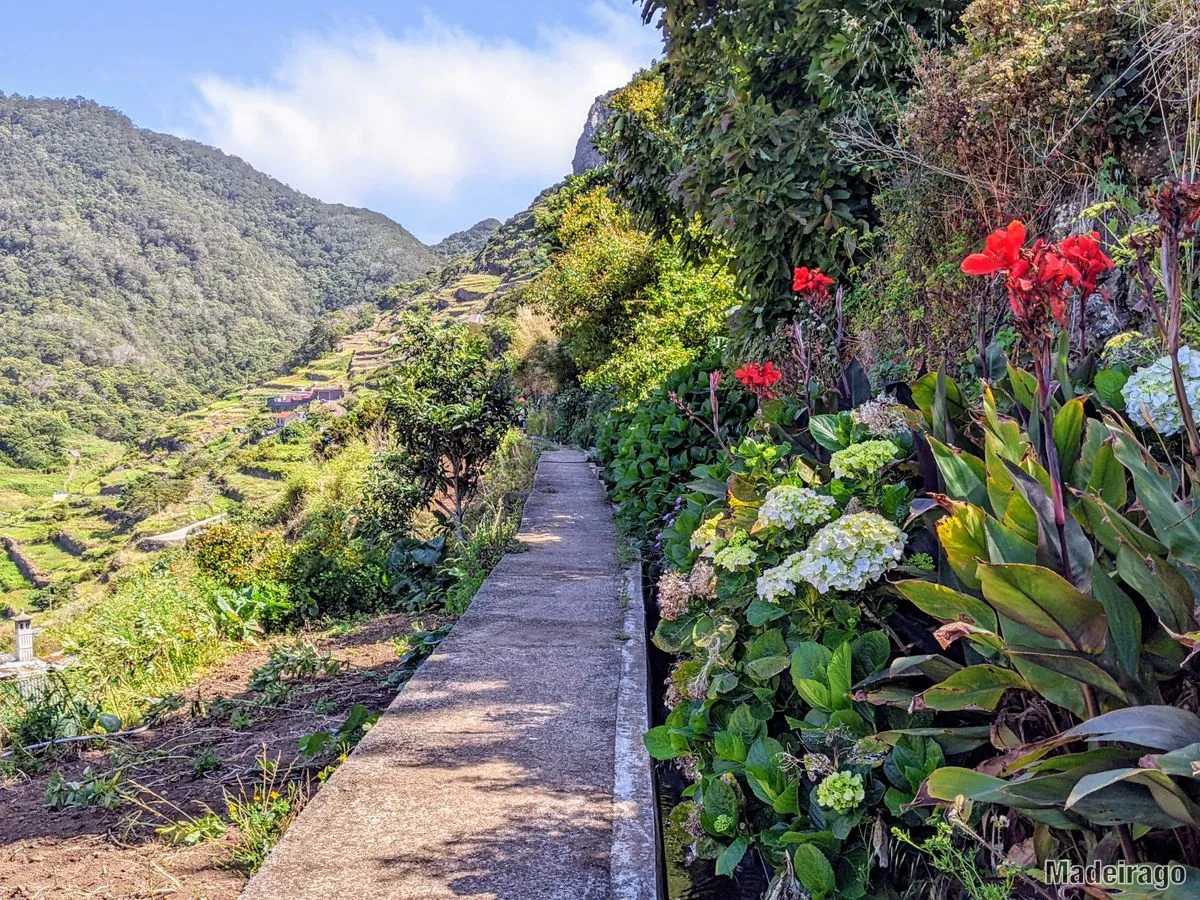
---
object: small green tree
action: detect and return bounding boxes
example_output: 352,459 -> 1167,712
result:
383,317 -> 517,534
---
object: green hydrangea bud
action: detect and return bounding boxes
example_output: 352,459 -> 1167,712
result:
712,813 -> 735,834
816,770 -> 865,814
909,552 -> 935,572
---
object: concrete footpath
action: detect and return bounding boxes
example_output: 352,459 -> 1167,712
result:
242,449 -> 657,900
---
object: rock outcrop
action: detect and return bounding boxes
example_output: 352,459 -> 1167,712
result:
571,89 -> 618,175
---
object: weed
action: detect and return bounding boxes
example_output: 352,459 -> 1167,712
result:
224,751 -> 310,874
230,710 -> 254,730
157,811 -> 227,846
192,747 -> 221,778
44,766 -> 126,810
313,698 -> 336,716
249,642 -> 344,704
298,703 -> 380,759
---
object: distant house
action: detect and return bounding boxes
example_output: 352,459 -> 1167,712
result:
266,385 -> 344,412
263,409 -> 307,436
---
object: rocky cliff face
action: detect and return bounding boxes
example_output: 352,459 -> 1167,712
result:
571,89 -> 618,175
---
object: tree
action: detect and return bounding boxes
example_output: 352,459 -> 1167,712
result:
382,316 -> 517,533
604,0 -> 967,351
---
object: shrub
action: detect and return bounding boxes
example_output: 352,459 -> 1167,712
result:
596,360 -> 756,544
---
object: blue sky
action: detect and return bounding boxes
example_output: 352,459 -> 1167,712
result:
0,2 -> 660,242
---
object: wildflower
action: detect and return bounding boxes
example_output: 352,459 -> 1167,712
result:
961,221 -> 1112,347
713,541 -> 758,572
1059,231 -> 1111,299
961,220 -> 1025,277
734,362 -> 783,402
1123,348 -> 1200,435
756,552 -> 805,602
830,440 -> 899,480
795,512 -> 906,594
851,394 -> 909,436
816,771 -> 866,814
756,485 -> 838,531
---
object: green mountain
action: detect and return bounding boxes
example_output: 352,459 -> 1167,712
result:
432,218 -> 502,260
0,94 -> 439,467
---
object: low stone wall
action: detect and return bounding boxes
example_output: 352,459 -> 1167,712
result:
1,537 -> 50,588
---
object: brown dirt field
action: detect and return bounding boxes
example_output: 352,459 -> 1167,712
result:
0,612 -> 450,899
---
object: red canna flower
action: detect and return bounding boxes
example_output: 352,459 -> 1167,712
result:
1058,231 -> 1113,299
734,362 -> 783,402
961,220 -> 1026,276
793,266 -> 835,294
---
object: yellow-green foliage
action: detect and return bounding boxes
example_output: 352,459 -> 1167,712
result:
49,556 -> 232,722
529,176 -> 732,400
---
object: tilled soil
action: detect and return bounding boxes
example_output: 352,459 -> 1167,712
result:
0,612 -> 449,899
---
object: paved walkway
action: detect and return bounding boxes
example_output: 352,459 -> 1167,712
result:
243,449 -> 655,900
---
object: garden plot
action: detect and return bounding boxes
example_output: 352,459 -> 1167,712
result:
0,612 -> 450,900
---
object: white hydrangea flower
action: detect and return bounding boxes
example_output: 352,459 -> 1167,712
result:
1123,348 -> 1200,436
851,395 -> 909,436
830,440 -> 899,480
713,542 -> 758,572
756,552 -> 805,602
756,485 -> 838,531
795,512 -> 906,594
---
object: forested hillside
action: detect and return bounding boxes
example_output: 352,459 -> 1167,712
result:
0,94 -> 438,467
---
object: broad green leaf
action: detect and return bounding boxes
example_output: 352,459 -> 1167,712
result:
1052,398 -> 1085,484
935,501 -> 989,590
714,730 -> 747,763
1140,742 -> 1200,779
852,654 -> 963,692
927,436 -> 988,508
702,775 -> 739,822
791,845 -> 836,900
1004,649 -> 1126,702
1094,368 -> 1130,408
895,580 -> 998,632
849,631 -> 890,680
644,726 -> 682,760
1115,547 -> 1195,636
977,563 -> 1107,653
744,629 -> 790,681
1077,494 -> 1168,558
1061,705 -> 1200,750
809,412 -> 854,451
1085,440 -> 1128,508
1091,567 -> 1142,678
1007,365 -> 1038,412
913,664 -> 1027,712
1068,768 -> 1200,828
984,517 -> 1037,565
1110,429 -> 1200,571
746,597 -> 788,626
1003,461 -> 1094,592
715,836 -> 750,876
826,641 -> 853,711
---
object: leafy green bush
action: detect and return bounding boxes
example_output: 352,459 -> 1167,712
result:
596,361 -> 756,543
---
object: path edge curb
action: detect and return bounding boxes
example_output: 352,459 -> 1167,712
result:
611,556 -> 661,900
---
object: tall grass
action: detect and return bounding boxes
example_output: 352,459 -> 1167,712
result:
48,555 -> 234,724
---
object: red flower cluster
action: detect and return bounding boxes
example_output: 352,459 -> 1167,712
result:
961,220 -> 1113,341
734,362 -> 783,402
792,266 -> 835,305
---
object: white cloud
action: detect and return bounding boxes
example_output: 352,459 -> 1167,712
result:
193,4 -> 658,211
